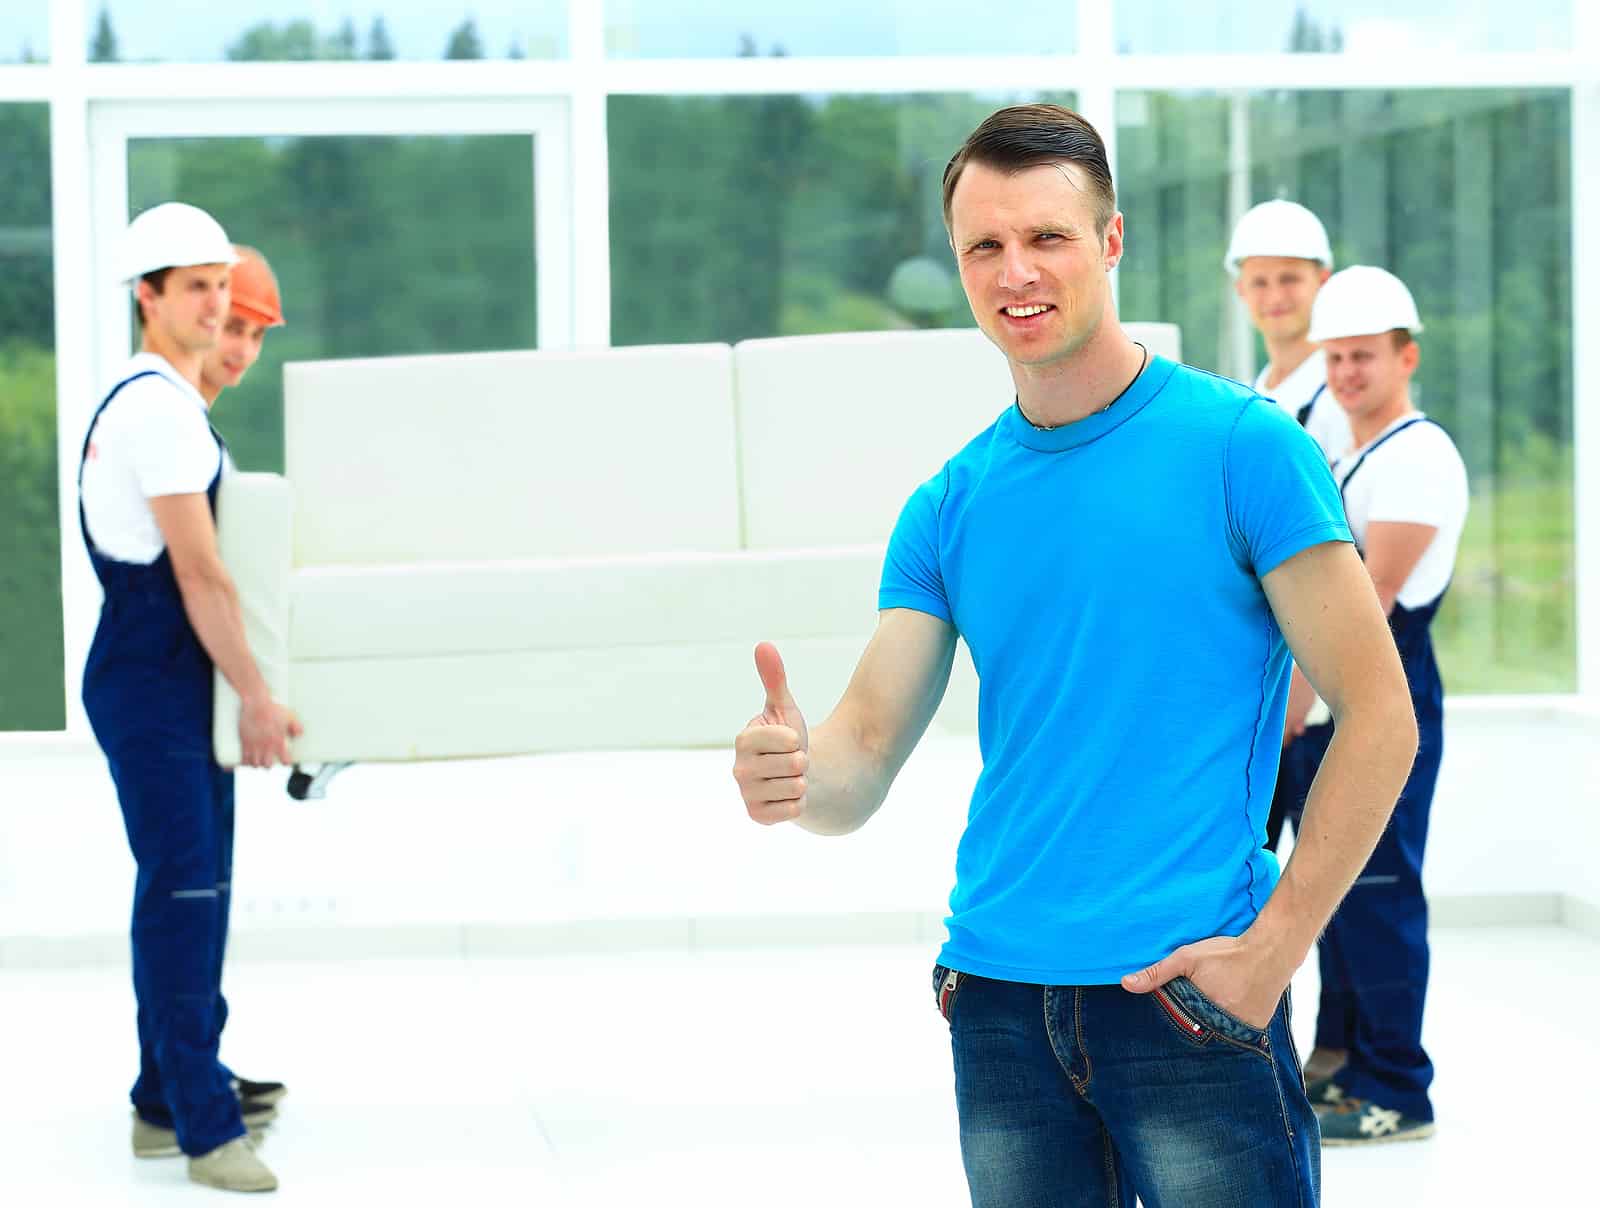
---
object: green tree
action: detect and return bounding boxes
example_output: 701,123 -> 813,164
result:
366,17 -> 396,60
89,6 -> 119,63
227,21 -> 321,61
328,18 -> 358,61
444,19 -> 484,60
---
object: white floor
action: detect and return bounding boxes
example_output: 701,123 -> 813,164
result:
2,925 -> 1595,1205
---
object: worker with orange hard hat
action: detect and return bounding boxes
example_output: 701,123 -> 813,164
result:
199,244 -> 285,405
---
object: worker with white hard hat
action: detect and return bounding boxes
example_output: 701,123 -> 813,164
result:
1226,199 -> 1353,462
80,202 -> 299,1192
1276,265 -> 1468,1147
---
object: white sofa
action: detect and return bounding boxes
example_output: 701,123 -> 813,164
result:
214,324 -> 1181,767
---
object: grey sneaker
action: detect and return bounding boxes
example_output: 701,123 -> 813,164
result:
131,1102 -> 276,1158
188,1136 -> 278,1192
1319,1097 -> 1436,1146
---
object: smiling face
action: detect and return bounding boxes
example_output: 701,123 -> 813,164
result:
1234,255 -> 1329,344
949,160 -> 1122,371
200,311 -> 270,397
138,263 -> 231,355
1323,331 -> 1420,423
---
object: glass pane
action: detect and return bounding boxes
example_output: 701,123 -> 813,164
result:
610,92 -> 1073,346
606,1 -> 1076,57
128,134 -> 537,473
92,2 -> 566,62
1116,0 -> 1572,54
1,2 -> 49,62
0,104 -> 62,729
1118,88 -> 1574,693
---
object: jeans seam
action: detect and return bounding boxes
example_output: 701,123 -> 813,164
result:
1101,1125 -> 1120,1208
1282,992 -> 1308,1097
1075,987 -> 1093,1094
1266,1002 -> 1311,1208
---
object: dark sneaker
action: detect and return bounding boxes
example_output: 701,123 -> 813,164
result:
231,1077 -> 287,1107
1304,1074 -> 1347,1114
131,1101 -> 277,1158
1319,1097 -> 1436,1146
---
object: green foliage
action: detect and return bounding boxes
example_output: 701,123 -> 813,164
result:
89,5 -> 118,63
0,342 -> 65,729
444,19 -> 484,60
608,91 -> 1068,346
366,17 -> 395,60
226,20 -> 360,62
0,103 -> 61,728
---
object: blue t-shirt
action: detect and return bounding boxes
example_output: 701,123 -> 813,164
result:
880,355 -> 1351,984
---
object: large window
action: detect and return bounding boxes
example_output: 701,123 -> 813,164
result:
1115,0 -> 1572,54
605,1 -> 1077,57
127,134 -> 539,473
90,2 -> 567,63
609,92 -> 1072,347
0,104 -> 61,730
1118,88 -> 1575,693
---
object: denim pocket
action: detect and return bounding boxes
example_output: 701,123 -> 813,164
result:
932,964 -> 964,1022
1153,976 -> 1272,1055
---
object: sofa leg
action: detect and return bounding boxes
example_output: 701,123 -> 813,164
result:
286,762 -> 354,801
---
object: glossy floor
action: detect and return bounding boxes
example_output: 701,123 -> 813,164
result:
2,924 -> 1593,1205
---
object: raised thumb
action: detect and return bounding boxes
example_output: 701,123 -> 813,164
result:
754,641 -> 793,714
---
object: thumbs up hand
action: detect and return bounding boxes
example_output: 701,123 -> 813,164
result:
732,642 -> 812,825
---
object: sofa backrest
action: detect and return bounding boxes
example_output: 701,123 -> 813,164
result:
732,322 -> 1182,550
284,343 -> 741,566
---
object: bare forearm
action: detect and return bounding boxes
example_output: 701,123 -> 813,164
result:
792,713 -> 895,836
1248,699 -> 1419,969
175,570 -> 269,705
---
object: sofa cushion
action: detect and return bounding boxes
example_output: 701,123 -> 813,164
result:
284,343 -> 742,566
734,328 -> 1014,551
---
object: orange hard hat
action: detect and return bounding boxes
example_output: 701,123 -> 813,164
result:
229,244 -> 286,327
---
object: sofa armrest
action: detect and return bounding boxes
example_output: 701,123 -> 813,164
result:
212,472 -> 293,767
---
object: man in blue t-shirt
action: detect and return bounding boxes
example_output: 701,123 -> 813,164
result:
732,104 -> 1419,1206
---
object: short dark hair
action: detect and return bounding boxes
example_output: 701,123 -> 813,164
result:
1391,329 -> 1414,350
942,104 -> 1116,235
133,268 -> 171,331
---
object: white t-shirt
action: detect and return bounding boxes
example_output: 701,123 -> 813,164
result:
80,353 -> 228,565
1331,412 -> 1469,610
1253,350 -> 1354,462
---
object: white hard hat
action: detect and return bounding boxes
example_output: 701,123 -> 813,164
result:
1308,265 -> 1424,342
117,203 -> 238,286
1224,200 -> 1333,275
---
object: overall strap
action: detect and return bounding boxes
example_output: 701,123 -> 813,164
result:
77,370 -> 163,558
1338,416 -> 1438,505
1295,382 -> 1327,429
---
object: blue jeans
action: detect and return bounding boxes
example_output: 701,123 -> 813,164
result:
937,966 -> 1320,1207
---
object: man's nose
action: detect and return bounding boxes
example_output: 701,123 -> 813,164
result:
998,246 -> 1039,291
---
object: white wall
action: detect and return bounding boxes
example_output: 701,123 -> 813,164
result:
1,698 -> 1594,966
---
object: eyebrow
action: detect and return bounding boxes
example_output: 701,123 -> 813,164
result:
958,222 -> 1081,250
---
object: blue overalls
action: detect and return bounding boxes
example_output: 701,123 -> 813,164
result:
79,369 -> 247,1156
1278,415 -> 1444,1123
